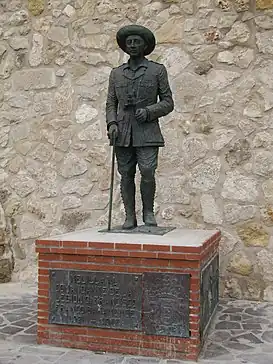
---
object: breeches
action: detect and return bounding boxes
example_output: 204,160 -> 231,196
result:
115,146 -> 159,181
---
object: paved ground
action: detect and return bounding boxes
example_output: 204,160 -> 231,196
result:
0,284 -> 272,363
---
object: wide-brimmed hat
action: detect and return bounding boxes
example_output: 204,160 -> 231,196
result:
116,25 -> 156,56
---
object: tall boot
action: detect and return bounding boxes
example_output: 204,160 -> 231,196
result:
120,177 -> 137,230
141,178 -> 157,227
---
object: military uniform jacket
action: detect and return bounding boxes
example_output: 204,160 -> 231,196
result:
106,58 -> 174,147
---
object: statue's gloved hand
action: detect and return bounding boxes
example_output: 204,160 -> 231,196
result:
107,124 -> 118,144
135,108 -> 148,123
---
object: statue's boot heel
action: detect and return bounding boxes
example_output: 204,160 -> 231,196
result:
122,215 -> 137,230
120,177 -> 137,230
141,178 -> 157,227
143,211 -> 157,227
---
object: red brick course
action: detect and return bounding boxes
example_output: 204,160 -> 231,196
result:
36,230 -> 220,361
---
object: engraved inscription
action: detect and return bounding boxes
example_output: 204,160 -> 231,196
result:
49,270 -> 142,330
200,254 -> 219,336
143,273 -> 190,337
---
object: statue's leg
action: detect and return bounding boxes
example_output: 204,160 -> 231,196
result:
115,146 -> 137,229
137,147 -> 159,227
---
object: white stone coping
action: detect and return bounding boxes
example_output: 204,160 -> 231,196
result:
39,227 -> 220,247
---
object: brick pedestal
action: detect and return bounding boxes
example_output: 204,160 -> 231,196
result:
36,228 -> 220,361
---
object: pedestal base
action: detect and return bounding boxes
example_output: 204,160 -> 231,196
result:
99,225 -> 176,235
36,227 -> 221,361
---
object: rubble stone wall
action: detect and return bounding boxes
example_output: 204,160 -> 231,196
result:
1,0 -> 273,300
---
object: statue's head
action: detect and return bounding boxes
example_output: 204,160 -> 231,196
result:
116,25 -> 156,57
125,34 -> 147,58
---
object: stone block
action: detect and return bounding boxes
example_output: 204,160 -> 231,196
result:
222,172 -> 258,202
29,33 -> 43,67
233,0 -> 250,12
190,157 -> 221,192
48,26 -> 70,47
201,194 -> 223,224
12,69 -> 57,91
237,222 -> 269,247
0,258 -> 12,283
256,0 -> 273,9
28,0 -> 45,16
20,215 -> 47,240
228,252 -> 253,276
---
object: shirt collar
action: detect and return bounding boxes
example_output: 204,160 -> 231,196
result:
123,58 -> 149,71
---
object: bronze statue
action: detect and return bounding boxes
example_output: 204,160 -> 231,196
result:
106,25 -> 174,230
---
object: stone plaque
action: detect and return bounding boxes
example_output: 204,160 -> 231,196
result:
49,270 -> 142,330
200,254 -> 219,336
143,273 -> 190,337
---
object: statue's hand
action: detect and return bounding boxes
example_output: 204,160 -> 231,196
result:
107,124 -> 118,144
135,108 -> 148,123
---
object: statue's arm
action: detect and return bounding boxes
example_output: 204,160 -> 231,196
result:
145,65 -> 174,121
106,70 -> 118,129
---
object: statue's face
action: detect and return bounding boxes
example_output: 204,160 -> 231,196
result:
125,35 -> 147,57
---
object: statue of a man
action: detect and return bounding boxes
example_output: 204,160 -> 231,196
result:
106,25 -> 174,230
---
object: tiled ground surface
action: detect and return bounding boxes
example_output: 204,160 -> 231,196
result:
0,284 -> 273,363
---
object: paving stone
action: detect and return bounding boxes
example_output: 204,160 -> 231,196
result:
242,323 -> 263,330
24,324 -> 37,334
0,326 -> 23,335
0,316 -> 5,326
225,341 -> 253,351
164,359 -> 187,364
13,320 -> 35,328
1,304 -> 27,310
11,335 -> 36,344
56,352 -> 124,364
215,321 -> 241,330
3,313 -> 31,322
218,314 -> 242,321
0,354 -> 16,361
27,315 -> 37,322
124,358 -> 160,364
7,354 -> 41,364
240,313 -> 257,321
39,356 -> 63,362
12,309 -> 36,315
237,353 -> 273,364
230,329 -> 249,336
19,346 -> 66,356
261,330 -> 273,343
93,354 -> 126,364
245,307 -> 268,316
0,289 -> 273,363
249,329 -> 264,336
262,344 -> 273,353
0,301 -> 15,306
231,332 -> 263,344
0,359 -> 16,364
222,307 -> 245,314
244,317 -> 271,324
208,330 -> 232,342
0,307 -> 11,313
0,333 -> 8,340
202,343 -> 231,359
55,351 -> 92,362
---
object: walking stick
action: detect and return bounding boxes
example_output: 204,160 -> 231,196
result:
107,131 -> 116,231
